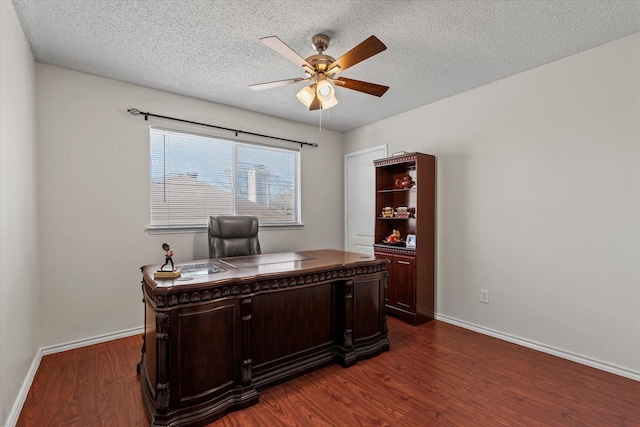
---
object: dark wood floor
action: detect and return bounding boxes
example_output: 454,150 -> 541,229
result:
17,316 -> 640,426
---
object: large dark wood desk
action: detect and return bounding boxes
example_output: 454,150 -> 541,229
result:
138,249 -> 389,427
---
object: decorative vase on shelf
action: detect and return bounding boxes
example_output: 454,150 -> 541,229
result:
394,174 -> 415,189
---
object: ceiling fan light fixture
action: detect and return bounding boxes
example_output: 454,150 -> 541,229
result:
252,34 -> 388,112
321,94 -> 338,109
316,79 -> 335,102
296,85 -> 315,107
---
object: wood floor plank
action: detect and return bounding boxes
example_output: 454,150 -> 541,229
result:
16,317 -> 640,426
94,338 -> 148,426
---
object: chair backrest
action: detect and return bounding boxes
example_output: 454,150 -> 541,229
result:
208,216 -> 261,258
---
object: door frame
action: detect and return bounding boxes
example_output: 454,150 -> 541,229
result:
344,145 -> 387,252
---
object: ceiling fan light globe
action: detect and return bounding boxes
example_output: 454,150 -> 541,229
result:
316,80 -> 335,101
321,95 -> 338,110
296,85 -> 315,107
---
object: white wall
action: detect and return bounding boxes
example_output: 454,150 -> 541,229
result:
345,33 -> 640,376
0,1 -> 39,425
36,64 -> 344,348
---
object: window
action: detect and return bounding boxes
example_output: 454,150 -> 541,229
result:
150,127 -> 300,228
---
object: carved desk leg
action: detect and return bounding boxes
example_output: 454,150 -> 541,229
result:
137,283 -> 146,374
241,298 -> 253,385
136,333 -> 146,375
239,297 -> 259,409
155,312 -> 171,414
383,274 -> 389,335
337,280 -> 356,367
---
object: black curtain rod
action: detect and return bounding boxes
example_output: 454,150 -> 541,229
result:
127,108 -> 318,148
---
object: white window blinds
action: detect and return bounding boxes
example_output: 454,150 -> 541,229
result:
150,128 -> 300,228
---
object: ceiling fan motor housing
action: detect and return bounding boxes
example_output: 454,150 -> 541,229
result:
306,54 -> 337,73
307,34 -> 336,74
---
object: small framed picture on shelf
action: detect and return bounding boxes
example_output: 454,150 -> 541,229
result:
396,206 -> 409,218
406,234 -> 416,248
382,207 -> 394,218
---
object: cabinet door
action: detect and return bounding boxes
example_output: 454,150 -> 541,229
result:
392,254 -> 416,311
375,251 -> 395,306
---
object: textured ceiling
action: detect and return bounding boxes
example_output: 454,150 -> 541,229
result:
11,0 -> 640,132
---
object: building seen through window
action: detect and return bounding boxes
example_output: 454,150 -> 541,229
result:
150,127 -> 300,228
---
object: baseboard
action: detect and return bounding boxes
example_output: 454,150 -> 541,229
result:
435,314 -> 640,382
4,326 -> 144,427
4,349 -> 42,427
41,326 -> 144,356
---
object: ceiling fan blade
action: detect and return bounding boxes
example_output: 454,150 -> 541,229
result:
334,77 -> 389,97
249,78 -> 307,91
260,36 -> 315,73
309,94 -> 321,110
328,35 -> 387,73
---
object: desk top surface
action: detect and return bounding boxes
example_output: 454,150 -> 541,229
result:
142,249 -> 383,291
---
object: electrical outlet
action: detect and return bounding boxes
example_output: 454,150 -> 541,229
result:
480,289 -> 490,304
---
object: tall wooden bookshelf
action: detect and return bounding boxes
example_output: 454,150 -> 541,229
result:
373,152 -> 436,325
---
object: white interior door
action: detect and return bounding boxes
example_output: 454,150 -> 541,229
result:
345,146 -> 387,254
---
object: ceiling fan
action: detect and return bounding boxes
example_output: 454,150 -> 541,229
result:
249,34 -> 389,110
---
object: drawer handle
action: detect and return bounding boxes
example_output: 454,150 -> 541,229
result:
397,261 -> 411,265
